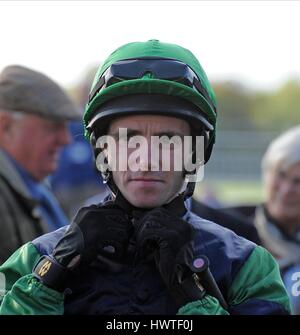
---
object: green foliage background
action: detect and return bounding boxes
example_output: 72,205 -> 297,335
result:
213,79 -> 300,132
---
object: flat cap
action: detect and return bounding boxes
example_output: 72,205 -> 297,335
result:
0,65 -> 82,121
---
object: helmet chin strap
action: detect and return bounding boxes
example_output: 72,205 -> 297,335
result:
183,181 -> 196,200
165,179 -> 195,204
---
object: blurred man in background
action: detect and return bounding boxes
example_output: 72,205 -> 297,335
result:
0,65 -> 81,264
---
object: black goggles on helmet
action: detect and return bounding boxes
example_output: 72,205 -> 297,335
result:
88,58 -> 216,111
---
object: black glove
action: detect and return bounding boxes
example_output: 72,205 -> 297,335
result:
134,207 -> 206,308
33,204 -> 133,291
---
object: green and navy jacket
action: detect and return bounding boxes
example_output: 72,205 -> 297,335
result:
0,209 -> 291,315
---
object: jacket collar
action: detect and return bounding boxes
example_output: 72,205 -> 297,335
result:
254,204 -> 300,270
0,149 -> 37,206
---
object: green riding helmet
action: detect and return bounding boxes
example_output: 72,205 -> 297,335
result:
84,39 -> 217,161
